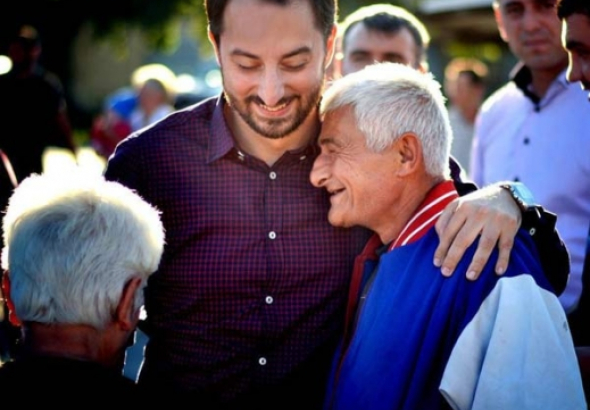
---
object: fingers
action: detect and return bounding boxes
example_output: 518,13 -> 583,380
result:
435,183 -> 523,281
464,231 -> 498,280
438,215 -> 483,278
433,199 -> 460,269
494,229 -> 516,276
434,200 -> 474,277
435,203 -> 518,280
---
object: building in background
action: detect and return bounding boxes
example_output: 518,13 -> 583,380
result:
412,0 -> 514,94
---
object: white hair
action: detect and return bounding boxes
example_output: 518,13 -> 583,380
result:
2,172 -> 165,330
321,62 -> 452,178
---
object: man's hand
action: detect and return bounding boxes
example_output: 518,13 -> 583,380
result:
434,184 -> 521,280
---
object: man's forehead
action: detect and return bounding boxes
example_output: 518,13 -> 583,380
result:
220,0 -> 321,36
220,0 -> 324,51
222,0 -> 318,29
346,25 -> 416,51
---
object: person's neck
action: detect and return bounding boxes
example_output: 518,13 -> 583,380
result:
11,67 -> 35,79
21,323 -> 114,368
224,104 -> 321,167
530,63 -> 567,98
375,175 -> 441,245
458,104 -> 479,125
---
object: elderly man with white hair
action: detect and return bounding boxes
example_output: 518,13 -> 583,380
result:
0,172 -> 165,404
310,62 -> 586,410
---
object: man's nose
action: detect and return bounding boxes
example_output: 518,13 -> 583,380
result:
258,68 -> 286,107
310,154 -> 329,188
521,9 -> 543,32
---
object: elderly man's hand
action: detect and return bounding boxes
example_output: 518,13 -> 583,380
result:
433,184 -> 521,280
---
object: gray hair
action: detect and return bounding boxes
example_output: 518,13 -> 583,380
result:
321,62 -> 452,178
2,172 -> 165,330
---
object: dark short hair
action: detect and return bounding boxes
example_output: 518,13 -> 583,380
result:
444,57 -> 489,87
205,0 -> 337,46
11,24 -> 41,51
459,70 -> 486,87
339,4 -> 430,67
556,0 -> 590,19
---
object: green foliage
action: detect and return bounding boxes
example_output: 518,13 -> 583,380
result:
0,0 -> 201,52
84,0 -> 201,51
0,0 -> 412,55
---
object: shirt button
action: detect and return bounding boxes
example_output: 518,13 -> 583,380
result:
268,231 -> 276,240
258,357 -> 267,366
269,171 -> 277,180
529,227 -> 536,236
237,151 -> 245,161
523,137 -> 530,145
299,155 -> 307,161
265,296 -> 273,304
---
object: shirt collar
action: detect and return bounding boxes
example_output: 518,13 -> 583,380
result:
388,180 -> 459,251
510,63 -> 569,105
208,95 -> 238,164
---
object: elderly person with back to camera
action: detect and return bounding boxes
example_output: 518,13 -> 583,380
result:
0,172 -> 164,405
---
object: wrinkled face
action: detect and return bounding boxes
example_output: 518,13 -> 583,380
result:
562,14 -> 590,96
494,0 -> 567,71
212,0 -> 334,139
310,106 -> 401,232
340,25 -> 419,76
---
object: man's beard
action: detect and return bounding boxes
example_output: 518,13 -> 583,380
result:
224,81 -> 324,140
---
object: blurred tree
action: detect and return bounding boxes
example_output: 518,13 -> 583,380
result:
0,0 -> 210,84
0,0 -> 409,57
0,0 -> 409,128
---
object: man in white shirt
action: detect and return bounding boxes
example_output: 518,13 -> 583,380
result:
471,0 -> 590,326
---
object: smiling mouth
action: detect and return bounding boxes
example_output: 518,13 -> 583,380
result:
259,101 -> 289,112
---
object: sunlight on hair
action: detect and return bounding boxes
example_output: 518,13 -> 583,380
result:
43,147 -> 106,177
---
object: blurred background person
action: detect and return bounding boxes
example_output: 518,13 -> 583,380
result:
128,64 -> 177,132
471,0 -> 590,329
0,171 -> 165,402
89,92 -> 135,160
90,63 -> 177,162
443,57 -> 488,176
0,25 -> 77,183
558,0 -> 590,96
332,3 -> 431,79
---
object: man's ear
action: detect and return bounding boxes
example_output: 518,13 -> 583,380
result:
395,133 -> 422,177
493,5 -> 509,43
208,29 -> 221,66
417,62 -> 429,74
324,24 -> 338,70
1,271 -> 21,326
115,277 -> 143,331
